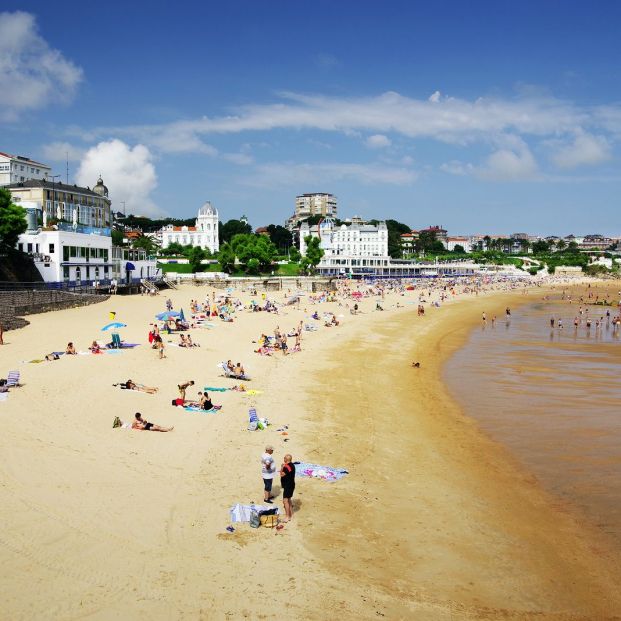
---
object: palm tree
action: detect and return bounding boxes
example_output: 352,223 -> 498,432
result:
556,239 -> 567,252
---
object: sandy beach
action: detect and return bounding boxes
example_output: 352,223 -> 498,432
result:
1,280 -> 621,620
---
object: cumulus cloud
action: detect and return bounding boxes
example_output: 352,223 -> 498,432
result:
440,160 -> 473,176
551,131 -> 611,169
0,11 -> 82,121
366,134 -> 391,149
76,140 -> 161,217
478,141 -> 538,181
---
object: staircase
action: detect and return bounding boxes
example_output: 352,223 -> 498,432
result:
163,277 -> 178,289
142,279 -> 160,295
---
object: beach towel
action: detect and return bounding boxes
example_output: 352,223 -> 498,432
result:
183,406 -> 222,414
203,386 -> 229,392
249,408 -> 258,423
229,503 -> 278,523
294,462 -> 349,482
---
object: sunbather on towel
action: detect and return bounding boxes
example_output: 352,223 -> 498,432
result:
132,412 -> 173,432
66,342 -> 77,355
115,379 -> 158,394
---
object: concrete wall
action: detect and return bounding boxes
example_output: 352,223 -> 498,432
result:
0,290 -> 109,331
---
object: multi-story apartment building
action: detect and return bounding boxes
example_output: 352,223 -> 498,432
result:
159,202 -> 220,254
287,192 -> 337,228
0,152 -> 51,185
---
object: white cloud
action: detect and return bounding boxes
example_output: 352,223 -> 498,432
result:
478,142 -> 538,181
41,141 -> 85,162
551,131 -> 611,169
366,134 -> 391,149
428,90 -> 441,103
76,140 -> 161,217
242,161 -> 417,189
440,160 -> 473,176
0,11 -> 82,121
222,152 -> 254,165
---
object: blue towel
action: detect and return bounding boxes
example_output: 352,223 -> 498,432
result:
294,462 -> 349,482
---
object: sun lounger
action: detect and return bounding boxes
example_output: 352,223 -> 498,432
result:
219,362 -> 250,381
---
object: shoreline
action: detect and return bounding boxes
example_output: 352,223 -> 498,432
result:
0,281 -> 620,619
297,288 -> 621,619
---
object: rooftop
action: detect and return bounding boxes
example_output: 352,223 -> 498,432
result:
0,151 -> 50,168
6,179 -> 108,199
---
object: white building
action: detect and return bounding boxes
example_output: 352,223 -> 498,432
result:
447,236 -> 472,253
160,202 -> 220,253
0,152 -> 51,185
299,218 -> 389,274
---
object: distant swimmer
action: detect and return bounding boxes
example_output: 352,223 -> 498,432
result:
558,318 -> 563,329
574,317 -> 579,328
412,362 -> 421,368
550,317 -> 555,328
482,312 -> 487,322
506,307 -> 511,317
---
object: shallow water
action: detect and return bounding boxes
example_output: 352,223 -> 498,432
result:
445,298 -> 621,547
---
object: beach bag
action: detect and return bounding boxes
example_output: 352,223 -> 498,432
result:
260,514 -> 277,528
247,421 -> 258,431
249,510 -> 260,529
112,416 -> 122,428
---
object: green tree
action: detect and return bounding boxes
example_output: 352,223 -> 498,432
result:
453,244 -> 466,254
217,242 -> 236,273
111,229 -> 125,246
0,188 -> 27,250
289,246 -> 301,262
188,246 -> 205,273
415,230 -> 445,254
246,257 -> 260,275
303,235 -> 324,272
266,224 -> 293,251
132,235 -> 159,254
160,241 -> 185,256
219,219 -> 252,244
230,233 -> 278,270
556,239 -> 567,251
532,240 -> 550,254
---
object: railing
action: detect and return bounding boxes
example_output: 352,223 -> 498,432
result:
56,222 -> 111,236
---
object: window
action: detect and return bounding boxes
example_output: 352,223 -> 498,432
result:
27,243 -> 32,252
31,167 -> 34,173
49,243 -> 55,254
63,246 -> 70,261
18,243 -> 23,252
63,266 -> 69,279
20,165 -> 24,171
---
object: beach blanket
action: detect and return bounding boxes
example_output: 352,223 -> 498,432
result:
294,462 -> 349,482
229,503 -> 278,523
203,386 -> 229,392
183,406 -> 222,413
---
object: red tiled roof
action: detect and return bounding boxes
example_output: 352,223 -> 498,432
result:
170,226 -> 197,232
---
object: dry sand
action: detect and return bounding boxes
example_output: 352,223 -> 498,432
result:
0,282 -> 620,620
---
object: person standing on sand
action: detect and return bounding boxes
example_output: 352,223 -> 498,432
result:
0,320 -> 4,345
261,445 -> 276,504
279,454 -> 296,521
178,380 -> 194,401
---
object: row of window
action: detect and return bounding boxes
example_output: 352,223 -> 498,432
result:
62,246 -> 109,262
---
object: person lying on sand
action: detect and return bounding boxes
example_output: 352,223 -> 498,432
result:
45,353 -> 60,361
65,342 -> 77,355
114,379 -> 158,394
89,340 -> 102,353
132,412 -> 173,432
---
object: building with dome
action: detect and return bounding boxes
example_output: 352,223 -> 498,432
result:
160,202 -> 220,254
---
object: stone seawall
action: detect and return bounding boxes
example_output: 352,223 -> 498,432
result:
0,290 -> 109,331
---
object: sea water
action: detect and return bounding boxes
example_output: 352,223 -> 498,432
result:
444,298 -> 621,548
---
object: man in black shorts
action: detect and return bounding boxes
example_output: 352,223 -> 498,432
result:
132,412 -> 173,432
279,454 -> 296,521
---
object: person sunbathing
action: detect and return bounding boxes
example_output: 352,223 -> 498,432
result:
118,379 -> 158,394
132,412 -> 173,432
226,360 -> 235,373
65,342 -> 77,355
179,334 -> 189,347
89,340 -> 102,353
234,362 -> 245,376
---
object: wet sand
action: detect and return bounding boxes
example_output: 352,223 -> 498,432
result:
0,283 -> 620,620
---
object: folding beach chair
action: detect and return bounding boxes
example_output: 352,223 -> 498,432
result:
7,370 -> 20,387
111,333 -> 122,349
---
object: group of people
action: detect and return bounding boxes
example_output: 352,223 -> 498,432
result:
261,445 -> 296,522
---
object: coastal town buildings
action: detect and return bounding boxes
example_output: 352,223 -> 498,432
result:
286,192 -> 337,228
10,175 -> 158,285
159,202 -> 220,253
0,152 -> 51,186
400,230 -> 419,257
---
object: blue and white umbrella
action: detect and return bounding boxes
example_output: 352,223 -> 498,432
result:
155,311 -> 180,320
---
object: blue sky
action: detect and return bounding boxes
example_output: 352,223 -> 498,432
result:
2,1 -> 621,235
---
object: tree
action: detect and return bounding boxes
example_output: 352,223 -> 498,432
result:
415,230 -> 445,254
266,224 -> 293,251
217,242 -> 236,273
111,229 -> 125,246
246,257 -> 260,275
132,235 -> 159,255
289,246 -> 301,262
453,244 -> 466,254
160,241 -> 185,256
188,246 -> 205,273
219,219 -> 252,244
303,235 -> 324,272
556,239 -> 567,251
0,188 -> 27,250
369,219 -> 411,259
531,240 -> 550,254
229,234 -> 278,271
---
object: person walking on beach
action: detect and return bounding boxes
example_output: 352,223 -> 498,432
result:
0,320 -> 4,345
261,445 -> 276,504
279,454 -> 296,521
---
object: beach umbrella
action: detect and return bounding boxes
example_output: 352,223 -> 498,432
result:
179,308 -> 186,321
101,322 -> 127,331
155,311 -> 180,320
